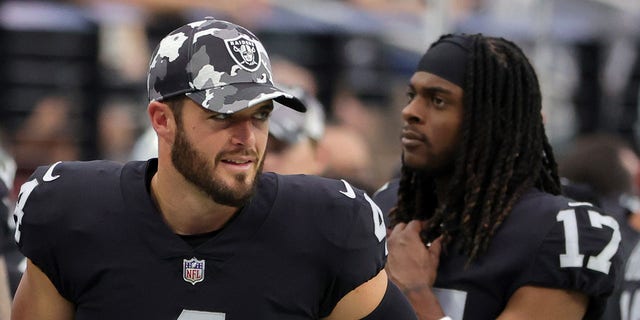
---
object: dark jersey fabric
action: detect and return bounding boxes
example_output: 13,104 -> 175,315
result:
597,197 -> 640,320
617,230 -> 640,320
373,179 -> 623,320
15,159 -> 387,319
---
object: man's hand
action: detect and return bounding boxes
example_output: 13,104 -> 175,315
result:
386,220 -> 445,320
387,220 -> 441,290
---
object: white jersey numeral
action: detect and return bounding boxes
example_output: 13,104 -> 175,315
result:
585,210 -> 621,273
364,193 -> 386,243
620,289 -> 640,320
13,179 -> 39,244
337,180 -> 388,254
557,208 -> 621,274
13,162 -> 64,244
557,209 -> 584,268
177,310 -> 225,320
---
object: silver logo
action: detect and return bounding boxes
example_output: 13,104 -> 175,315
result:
225,35 -> 260,71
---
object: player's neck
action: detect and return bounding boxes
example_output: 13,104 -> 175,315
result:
149,169 -> 238,235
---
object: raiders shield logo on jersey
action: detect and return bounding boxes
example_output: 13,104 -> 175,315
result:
183,257 -> 205,285
225,35 -> 260,71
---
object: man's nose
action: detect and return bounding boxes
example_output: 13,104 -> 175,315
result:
402,100 -> 423,124
229,119 -> 256,146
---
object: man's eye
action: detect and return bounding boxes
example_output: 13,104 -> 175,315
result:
406,91 -> 416,102
432,97 -> 445,107
212,113 -> 231,120
254,110 -> 271,120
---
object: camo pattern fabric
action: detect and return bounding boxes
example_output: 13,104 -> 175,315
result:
147,17 -> 304,113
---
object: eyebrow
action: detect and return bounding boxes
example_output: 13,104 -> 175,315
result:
259,103 -> 274,112
408,83 -> 455,96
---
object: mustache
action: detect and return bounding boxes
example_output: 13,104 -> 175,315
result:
215,148 -> 260,162
401,126 -> 430,146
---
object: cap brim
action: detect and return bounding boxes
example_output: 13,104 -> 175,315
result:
186,83 -> 306,114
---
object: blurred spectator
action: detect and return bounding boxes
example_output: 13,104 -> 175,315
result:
558,132 -> 640,320
96,8 -> 151,84
0,142 -> 15,320
264,85 -> 328,175
320,124 -> 376,194
348,0 -> 427,14
128,126 -> 157,161
559,133 -> 638,202
78,0 -> 272,30
11,96 -> 81,161
0,256 -> 10,319
11,95 -> 81,198
329,83 -> 402,193
331,87 -> 384,142
97,99 -> 140,162
271,57 -> 319,97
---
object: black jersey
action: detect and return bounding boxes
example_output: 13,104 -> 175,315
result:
373,179 -> 623,320
618,233 -> 640,320
597,196 -> 640,320
14,160 -> 388,319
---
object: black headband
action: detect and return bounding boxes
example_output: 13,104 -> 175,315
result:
416,35 -> 473,88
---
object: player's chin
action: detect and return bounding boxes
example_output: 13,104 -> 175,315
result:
213,180 -> 256,207
228,170 -> 259,190
401,152 -> 429,171
211,170 -> 255,194
227,158 -> 262,191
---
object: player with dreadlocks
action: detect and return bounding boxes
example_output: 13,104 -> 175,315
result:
374,33 -> 623,319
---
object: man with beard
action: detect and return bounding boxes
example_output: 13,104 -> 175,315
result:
10,18 -> 416,319
374,34 -> 623,319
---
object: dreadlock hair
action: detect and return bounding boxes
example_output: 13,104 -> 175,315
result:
389,34 -> 562,264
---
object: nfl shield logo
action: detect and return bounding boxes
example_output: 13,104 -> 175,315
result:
183,257 -> 205,285
224,35 -> 260,71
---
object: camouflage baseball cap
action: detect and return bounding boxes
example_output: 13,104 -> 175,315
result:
147,17 -> 306,113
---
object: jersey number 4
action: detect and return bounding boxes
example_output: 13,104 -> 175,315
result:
557,207 -> 621,274
13,178 -> 38,244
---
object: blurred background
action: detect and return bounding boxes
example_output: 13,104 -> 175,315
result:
3,0 -> 640,314
1,0 -> 640,196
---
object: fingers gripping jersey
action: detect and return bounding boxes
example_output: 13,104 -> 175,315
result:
14,160 -> 387,319
373,181 -> 622,320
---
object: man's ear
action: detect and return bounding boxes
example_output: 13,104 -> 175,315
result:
147,100 -> 175,142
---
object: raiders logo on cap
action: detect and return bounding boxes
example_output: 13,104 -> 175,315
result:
225,34 -> 261,72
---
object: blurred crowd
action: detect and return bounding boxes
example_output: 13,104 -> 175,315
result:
2,0 -> 639,195
1,0 -> 640,317
0,0 -> 443,197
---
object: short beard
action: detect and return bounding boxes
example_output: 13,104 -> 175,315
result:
171,125 -> 261,207
401,152 -> 455,178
